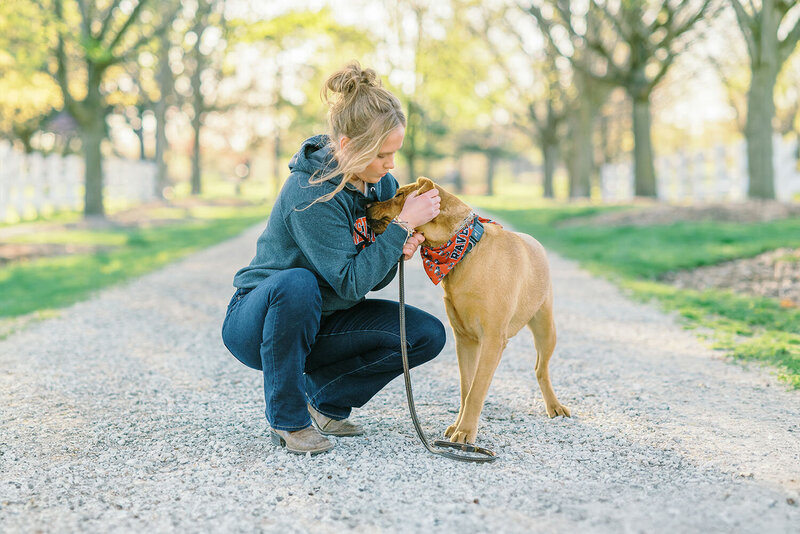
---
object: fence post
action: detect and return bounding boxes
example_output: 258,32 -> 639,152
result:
29,152 -> 46,217
0,142 -> 10,221
775,134 -> 800,201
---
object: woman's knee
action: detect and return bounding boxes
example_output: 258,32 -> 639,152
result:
408,309 -> 446,362
265,268 -> 321,313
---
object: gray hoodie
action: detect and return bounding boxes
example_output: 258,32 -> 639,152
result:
232,134 -> 408,316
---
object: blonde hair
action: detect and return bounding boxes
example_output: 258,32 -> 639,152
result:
308,62 -> 406,204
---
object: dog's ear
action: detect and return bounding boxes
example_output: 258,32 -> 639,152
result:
416,176 -> 435,194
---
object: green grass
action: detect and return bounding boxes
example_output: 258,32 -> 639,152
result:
471,196 -> 800,388
0,204 -> 269,318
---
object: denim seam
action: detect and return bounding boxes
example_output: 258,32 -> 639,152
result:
308,349 -> 406,403
315,329 -> 410,344
266,301 -> 280,427
308,328 -> 416,404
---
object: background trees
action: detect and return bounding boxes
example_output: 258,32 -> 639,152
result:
526,0 -> 715,198
1,0 -> 799,215
50,0 -> 178,216
730,0 -> 800,199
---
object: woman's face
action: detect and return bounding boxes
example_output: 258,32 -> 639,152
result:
356,126 -> 405,184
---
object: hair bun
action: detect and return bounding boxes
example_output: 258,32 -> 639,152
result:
325,62 -> 379,99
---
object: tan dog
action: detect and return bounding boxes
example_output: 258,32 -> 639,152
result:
367,177 -> 570,444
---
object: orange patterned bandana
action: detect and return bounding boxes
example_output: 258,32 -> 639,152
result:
420,214 -> 500,285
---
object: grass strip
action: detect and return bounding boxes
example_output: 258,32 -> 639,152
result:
0,205 -> 268,318
470,198 -> 800,388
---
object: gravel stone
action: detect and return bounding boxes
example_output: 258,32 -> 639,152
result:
1,221 -> 799,533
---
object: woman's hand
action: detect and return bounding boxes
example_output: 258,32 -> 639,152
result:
397,189 -> 440,228
402,232 -> 426,260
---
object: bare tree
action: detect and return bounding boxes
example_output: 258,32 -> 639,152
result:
526,0 -> 715,197
52,0 -> 177,217
154,31 -> 174,199
468,8 -> 569,198
730,0 -> 800,199
181,0 -> 229,196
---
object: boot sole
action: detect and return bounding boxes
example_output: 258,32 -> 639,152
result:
270,430 -> 332,455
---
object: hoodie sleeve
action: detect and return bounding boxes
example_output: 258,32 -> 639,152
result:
284,198 -> 408,302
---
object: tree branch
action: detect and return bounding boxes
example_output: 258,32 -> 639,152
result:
779,15 -> 800,63
590,0 -> 630,42
111,6 -> 177,65
647,51 -> 677,93
75,0 -> 92,38
53,0 -> 77,116
98,0 -> 123,42
671,0 -> 715,40
730,0 -> 757,59
107,0 -> 148,51
523,2 -> 622,84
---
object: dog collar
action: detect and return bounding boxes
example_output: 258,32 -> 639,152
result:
420,213 -> 500,285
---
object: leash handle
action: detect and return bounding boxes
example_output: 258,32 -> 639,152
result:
397,258 -> 497,463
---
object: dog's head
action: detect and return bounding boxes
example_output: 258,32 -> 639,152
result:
366,176 -> 472,247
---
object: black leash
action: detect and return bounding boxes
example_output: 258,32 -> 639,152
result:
397,258 -> 497,463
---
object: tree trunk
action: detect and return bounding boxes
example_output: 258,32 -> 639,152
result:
453,154 -> 464,194
82,113 -> 105,216
154,100 -> 168,199
154,34 -> 171,200
745,65 -> 779,199
273,132 -> 281,198
189,48 -> 204,196
569,97 -> 594,198
542,141 -> 558,198
190,118 -> 201,195
486,152 -> 497,196
403,100 -> 419,184
631,94 -> 657,197
82,69 -> 106,217
134,118 -> 146,160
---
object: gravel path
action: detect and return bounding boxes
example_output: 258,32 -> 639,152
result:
2,221 -> 799,533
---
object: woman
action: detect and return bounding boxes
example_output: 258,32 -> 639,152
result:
221,62 -> 445,455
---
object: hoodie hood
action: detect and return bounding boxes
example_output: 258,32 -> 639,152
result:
286,133 -> 395,202
288,134 -> 340,180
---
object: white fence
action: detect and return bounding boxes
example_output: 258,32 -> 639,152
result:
601,135 -> 800,202
0,141 -> 156,221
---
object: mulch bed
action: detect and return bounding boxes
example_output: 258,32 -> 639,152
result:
565,200 -> 800,307
662,248 -> 800,308
561,200 -> 800,227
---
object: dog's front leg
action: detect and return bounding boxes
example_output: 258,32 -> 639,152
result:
444,333 -> 479,439
449,335 -> 506,444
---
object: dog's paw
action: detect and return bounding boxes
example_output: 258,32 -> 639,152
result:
448,426 -> 477,444
545,401 -> 571,418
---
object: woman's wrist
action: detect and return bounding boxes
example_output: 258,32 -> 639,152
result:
391,216 -> 414,240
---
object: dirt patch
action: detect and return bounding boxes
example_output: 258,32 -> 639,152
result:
663,248 -> 800,307
0,243 -> 117,265
561,200 -> 800,227
0,198 -> 258,263
560,200 -> 800,305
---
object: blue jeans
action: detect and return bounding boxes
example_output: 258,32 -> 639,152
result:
221,268 -> 446,431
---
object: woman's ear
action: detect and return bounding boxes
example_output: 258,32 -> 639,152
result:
339,136 -> 350,151
416,176 -> 435,194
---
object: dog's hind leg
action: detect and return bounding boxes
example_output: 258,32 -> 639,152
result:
444,333 -> 479,439
448,334 -> 506,444
527,295 -> 570,418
